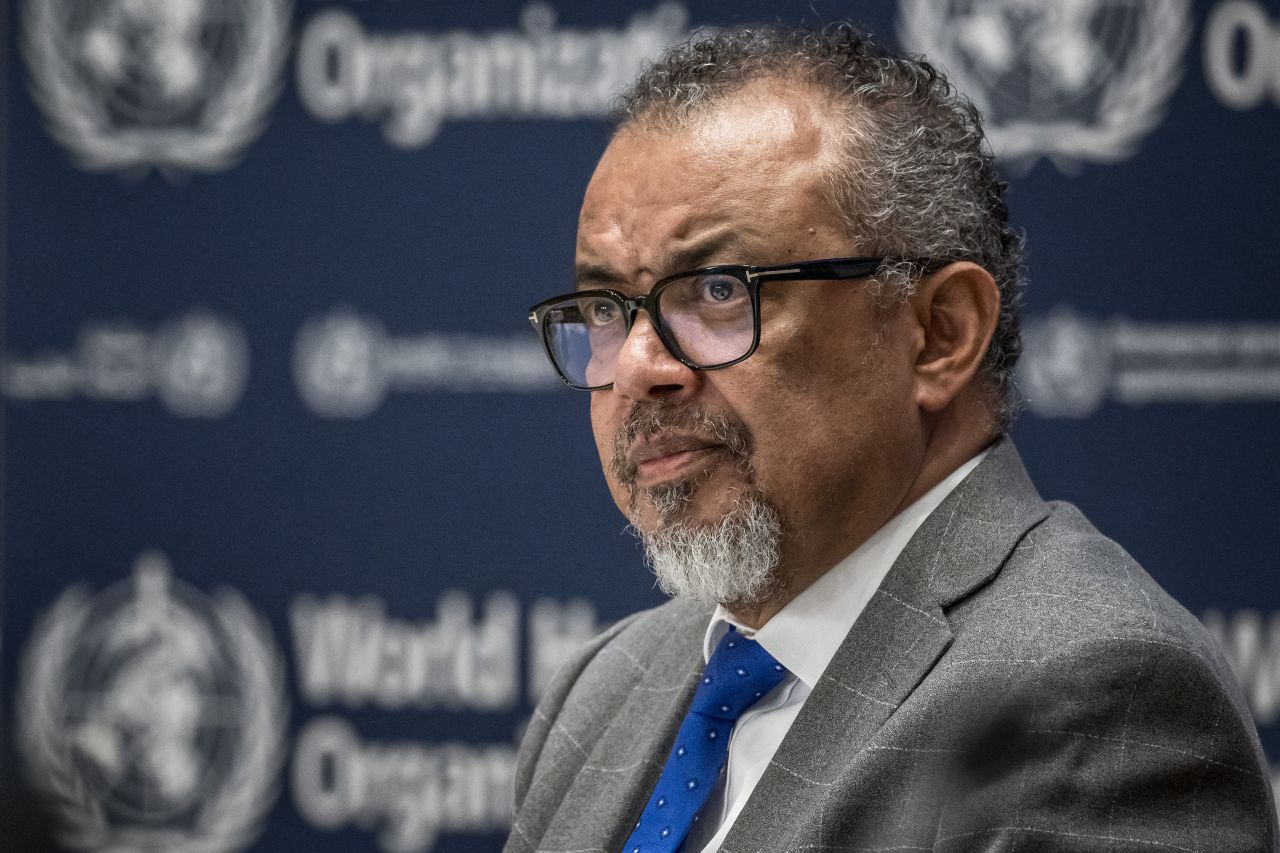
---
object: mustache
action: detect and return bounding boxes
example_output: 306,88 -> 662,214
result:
610,401 -> 753,488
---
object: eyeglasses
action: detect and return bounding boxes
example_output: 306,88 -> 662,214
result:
528,255 -> 942,391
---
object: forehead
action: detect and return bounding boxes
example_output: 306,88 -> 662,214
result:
576,80 -> 848,282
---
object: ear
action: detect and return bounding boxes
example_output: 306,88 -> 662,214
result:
909,262 -> 1000,413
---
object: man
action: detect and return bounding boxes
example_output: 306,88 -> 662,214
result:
510,24 -> 1276,853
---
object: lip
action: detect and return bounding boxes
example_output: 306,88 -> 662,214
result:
627,433 -> 726,486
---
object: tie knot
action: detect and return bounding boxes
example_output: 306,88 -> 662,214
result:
690,629 -> 789,721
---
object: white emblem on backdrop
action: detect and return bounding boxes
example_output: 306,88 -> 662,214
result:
17,552 -> 288,853
293,310 -> 389,419
1019,307 -> 1113,418
154,310 -> 252,416
22,0 -> 291,177
2,307 -> 249,417
293,308 -> 561,418
898,0 -> 1192,169
1019,307 -> 1280,417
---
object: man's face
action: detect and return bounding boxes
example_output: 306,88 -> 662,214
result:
578,81 -> 923,597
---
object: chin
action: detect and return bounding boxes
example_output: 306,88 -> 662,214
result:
631,488 -> 785,608
634,468 -> 757,528
632,488 -> 733,532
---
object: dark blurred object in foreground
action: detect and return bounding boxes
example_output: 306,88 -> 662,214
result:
1,775 -> 62,853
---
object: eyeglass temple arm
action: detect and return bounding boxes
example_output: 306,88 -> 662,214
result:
748,257 -> 947,283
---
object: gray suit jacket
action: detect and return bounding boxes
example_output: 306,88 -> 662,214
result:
506,440 -> 1277,852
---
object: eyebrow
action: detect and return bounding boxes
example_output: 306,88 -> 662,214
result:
574,231 -> 752,291
574,262 -> 625,290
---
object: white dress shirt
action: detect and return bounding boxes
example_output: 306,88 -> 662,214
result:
685,451 -> 988,853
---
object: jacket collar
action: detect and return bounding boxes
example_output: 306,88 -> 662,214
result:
722,437 -> 1050,849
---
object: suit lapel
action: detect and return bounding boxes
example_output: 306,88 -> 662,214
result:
539,601 -> 708,853
721,439 -> 1049,850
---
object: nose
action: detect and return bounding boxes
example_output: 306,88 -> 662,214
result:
610,313 -> 700,401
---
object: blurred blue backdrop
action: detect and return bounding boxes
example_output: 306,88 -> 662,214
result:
4,1 -> 1280,851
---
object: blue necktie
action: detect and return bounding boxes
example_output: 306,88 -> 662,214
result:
619,628 -> 789,853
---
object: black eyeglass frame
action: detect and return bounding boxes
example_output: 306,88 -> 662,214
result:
528,255 -> 948,391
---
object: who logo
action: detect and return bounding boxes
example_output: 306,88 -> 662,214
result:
17,552 -> 289,853
898,0 -> 1192,169
21,0 -> 291,178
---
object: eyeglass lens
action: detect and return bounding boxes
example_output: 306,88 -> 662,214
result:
542,273 -> 755,388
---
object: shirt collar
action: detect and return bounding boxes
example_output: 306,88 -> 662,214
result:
702,449 -> 989,685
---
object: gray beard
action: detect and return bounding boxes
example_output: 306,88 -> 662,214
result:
613,400 -> 780,609
630,488 -> 783,609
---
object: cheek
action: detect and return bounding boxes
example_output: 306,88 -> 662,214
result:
590,394 -> 629,506
746,310 -> 871,425
772,301 -> 914,409
733,320 -> 910,496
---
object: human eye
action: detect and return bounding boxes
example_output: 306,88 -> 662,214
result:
693,274 -> 747,306
583,297 -> 621,327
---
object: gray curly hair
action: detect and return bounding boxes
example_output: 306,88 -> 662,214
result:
616,24 -> 1026,427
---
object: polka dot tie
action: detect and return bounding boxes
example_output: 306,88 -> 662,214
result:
619,628 -> 789,853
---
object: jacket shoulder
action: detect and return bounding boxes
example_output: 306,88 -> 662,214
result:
951,499 -> 1219,657
924,503 -> 1276,849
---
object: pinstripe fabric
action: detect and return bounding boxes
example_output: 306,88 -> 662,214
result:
506,439 -> 1278,853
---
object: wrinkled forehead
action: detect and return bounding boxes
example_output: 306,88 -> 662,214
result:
675,76 -> 835,158
599,76 -> 840,183
577,79 -> 848,278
